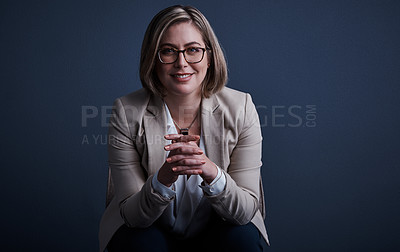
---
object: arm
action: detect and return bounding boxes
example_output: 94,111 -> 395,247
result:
109,99 -> 206,227
108,98 -> 173,228
205,94 -> 263,225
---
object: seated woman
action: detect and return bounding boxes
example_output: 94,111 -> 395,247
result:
99,5 -> 270,252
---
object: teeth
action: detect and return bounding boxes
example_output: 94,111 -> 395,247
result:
175,74 -> 191,78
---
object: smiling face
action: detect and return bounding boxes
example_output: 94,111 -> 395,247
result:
155,22 -> 209,99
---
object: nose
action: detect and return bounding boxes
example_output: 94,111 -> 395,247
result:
174,51 -> 188,68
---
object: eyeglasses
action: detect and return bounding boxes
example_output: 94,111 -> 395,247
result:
158,47 -> 207,64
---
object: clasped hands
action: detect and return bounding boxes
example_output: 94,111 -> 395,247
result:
157,134 -> 218,187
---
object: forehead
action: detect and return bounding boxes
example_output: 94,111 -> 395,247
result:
159,22 -> 205,47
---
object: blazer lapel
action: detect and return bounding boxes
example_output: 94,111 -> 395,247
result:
201,94 -> 226,169
143,95 -> 168,176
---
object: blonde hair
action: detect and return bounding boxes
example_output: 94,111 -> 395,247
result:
140,5 -> 228,98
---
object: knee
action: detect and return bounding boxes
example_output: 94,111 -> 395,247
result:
217,222 -> 264,252
107,225 -> 168,252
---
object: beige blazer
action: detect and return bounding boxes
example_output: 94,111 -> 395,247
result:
99,87 -> 269,252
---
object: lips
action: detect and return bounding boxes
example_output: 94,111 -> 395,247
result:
170,73 -> 194,82
171,73 -> 194,78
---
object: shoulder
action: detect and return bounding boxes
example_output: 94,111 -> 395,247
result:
215,86 -> 249,100
208,87 -> 262,147
110,88 -> 153,127
213,87 -> 255,113
111,88 -> 156,117
117,88 -> 151,109
212,87 -> 260,129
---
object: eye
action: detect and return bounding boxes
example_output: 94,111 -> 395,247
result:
186,47 -> 202,56
159,48 -> 176,55
187,47 -> 201,53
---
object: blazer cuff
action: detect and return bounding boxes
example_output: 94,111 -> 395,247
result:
151,170 -> 176,199
199,165 -> 226,195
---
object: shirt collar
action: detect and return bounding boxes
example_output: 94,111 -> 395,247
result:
164,103 -> 176,133
163,102 -> 206,155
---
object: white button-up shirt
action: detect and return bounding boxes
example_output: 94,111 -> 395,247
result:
151,104 -> 226,237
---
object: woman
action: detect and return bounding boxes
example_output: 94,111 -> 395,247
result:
99,5 -> 269,252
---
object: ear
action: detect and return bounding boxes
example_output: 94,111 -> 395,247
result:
206,49 -> 212,68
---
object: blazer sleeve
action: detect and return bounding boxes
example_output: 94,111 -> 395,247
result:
205,93 -> 262,225
108,98 -> 173,228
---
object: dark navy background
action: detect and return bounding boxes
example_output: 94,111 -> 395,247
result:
1,0 -> 399,251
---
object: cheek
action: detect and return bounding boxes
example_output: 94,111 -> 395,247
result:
155,63 -> 167,80
200,62 -> 209,74
196,57 -> 210,74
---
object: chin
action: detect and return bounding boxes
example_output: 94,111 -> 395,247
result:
169,85 -> 201,96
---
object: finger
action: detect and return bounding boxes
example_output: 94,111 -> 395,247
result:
165,134 -> 200,142
164,134 -> 183,140
172,165 -> 204,172
173,168 -> 203,175
166,157 -> 206,165
164,145 -> 203,155
178,135 -> 200,142
165,142 -> 201,151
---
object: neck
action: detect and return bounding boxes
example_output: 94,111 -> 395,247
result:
164,94 -> 201,126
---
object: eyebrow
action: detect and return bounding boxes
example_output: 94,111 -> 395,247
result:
159,41 -> 202,48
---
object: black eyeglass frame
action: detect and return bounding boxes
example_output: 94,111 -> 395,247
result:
157,47 -> 208,64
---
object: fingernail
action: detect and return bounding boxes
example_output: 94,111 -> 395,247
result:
166,158 -> 172,162
164,146 -> 170,150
